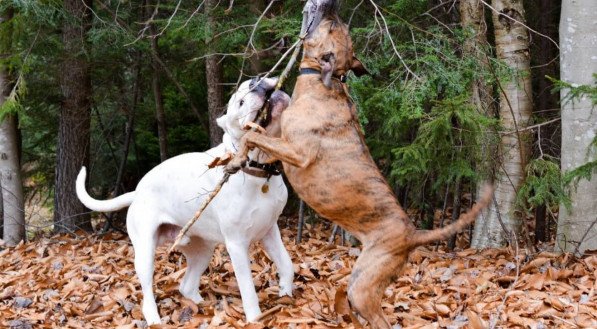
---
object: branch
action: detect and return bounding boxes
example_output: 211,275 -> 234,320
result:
479,0 -> 559,50
154,0 -> 183,38
95,0 -> 207,129
367,0 -> 420,81
500,117 -> 560,135
234,0 -> 277,88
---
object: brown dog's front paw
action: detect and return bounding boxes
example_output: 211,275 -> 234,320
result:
243,122 -> 266,134
224,157 -> 247,174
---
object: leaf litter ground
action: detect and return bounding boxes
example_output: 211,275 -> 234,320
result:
1,219 -> 595,328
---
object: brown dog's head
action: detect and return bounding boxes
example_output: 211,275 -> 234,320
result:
300,0 -> 368,87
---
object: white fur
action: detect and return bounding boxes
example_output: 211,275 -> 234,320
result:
76,79 -> 293,325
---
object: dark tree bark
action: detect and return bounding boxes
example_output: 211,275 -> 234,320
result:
205,0 -> 225,146
528,0 -> 560,241
448,179 -> 461,250
54,0 -> 94,233
534,204 -> 547,243
146,1 -> 168,162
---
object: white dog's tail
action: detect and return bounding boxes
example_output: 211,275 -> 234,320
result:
76,167 -> 135,212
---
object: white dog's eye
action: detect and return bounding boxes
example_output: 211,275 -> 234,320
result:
239,100 -> 244,107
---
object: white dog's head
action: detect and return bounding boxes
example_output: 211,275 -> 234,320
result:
217,78 -> 290,145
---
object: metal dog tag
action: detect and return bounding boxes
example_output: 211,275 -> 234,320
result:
261,183 -> 269,193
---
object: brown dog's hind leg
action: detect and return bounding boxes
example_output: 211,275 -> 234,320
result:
348,244 -> 409,329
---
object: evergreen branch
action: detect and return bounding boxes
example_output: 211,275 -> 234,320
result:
94,0 -> 206,129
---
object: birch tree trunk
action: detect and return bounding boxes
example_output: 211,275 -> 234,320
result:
459,0 -> 495,118
205,0 -> 225,147
0,93 -> 25,245
0,10 -> 25,245
556,0 -> 597,255
54,0 -> 93,232
459,0 -> 500,248
471,0 -> 533,248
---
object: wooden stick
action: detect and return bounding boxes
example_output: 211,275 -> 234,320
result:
169,36 -> 305,253
168,173 -> 230,253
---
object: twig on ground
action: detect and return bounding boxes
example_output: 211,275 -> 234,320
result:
573,217 -> 597,256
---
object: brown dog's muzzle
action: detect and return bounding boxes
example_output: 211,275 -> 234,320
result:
301,1 -> 369,88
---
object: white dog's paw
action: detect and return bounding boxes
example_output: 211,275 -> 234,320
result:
245,309 -> 262,323
182,291 -> 204,304
143,312 -> 161,326
278,284 -> 293,297
142,300 -> 161,325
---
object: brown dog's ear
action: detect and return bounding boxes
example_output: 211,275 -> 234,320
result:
351,56 -> 369,77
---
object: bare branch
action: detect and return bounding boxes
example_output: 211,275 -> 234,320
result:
367,0 -> 420,81
500,117 -> 560,135
177,0 -> 206,31
479,0 -> 559,50
155,0 -> 183,38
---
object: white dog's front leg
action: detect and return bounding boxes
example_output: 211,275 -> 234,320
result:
261,224 -> 294,297
225,240 -> 262,322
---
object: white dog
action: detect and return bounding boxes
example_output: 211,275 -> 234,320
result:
76,78 -> 293,325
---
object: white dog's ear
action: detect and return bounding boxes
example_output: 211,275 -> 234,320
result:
261,77 -> 278,90
216,114 -> 228,130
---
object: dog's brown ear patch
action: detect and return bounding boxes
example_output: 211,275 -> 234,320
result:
351,56 -> 369,77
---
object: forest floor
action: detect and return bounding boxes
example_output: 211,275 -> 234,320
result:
0,218 -> 595,329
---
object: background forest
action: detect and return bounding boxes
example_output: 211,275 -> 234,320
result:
0,0 -> 596,254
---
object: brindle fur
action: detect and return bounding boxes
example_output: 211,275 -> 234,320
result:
226,8 -> 492,329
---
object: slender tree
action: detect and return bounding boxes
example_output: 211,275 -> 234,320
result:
0,9 -> 25,245
0,84 -> 25,246
205,0 -> 225,146
556,0 -> 597,254
459,0 -> 499,247
54,0 -> 94,232
147,1 -> 168,162
471,0 -> 533,248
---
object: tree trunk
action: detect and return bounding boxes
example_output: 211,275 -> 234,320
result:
448,179 -> 461,250
205,0 -> 225,146
471,0 -> 533,248
556,0 -> 597,255
459,0 -> 495,118
54,0 -> 93,233
0,9 -> 25,245
147,1 -> 168,162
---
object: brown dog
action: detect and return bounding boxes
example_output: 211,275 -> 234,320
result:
226,1 -> 492,328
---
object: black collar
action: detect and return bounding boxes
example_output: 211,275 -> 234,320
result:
243,159 -> 281,178
299,68 -> 347,83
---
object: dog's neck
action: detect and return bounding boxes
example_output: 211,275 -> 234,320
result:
295,69 -> 348,95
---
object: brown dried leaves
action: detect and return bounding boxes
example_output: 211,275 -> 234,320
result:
0,224 -> 595,328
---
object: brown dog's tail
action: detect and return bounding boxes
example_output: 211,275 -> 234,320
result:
409,184 -> 493,248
